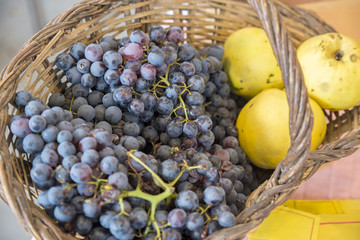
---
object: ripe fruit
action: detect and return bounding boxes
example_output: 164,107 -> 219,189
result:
236,88 -> 327,169
297,33 -> 360,110
223,27 -> 283,100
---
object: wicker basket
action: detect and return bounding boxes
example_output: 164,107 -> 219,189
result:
1,0 -> 359,239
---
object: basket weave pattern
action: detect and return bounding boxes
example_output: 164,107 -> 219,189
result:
0,0 -> 359,239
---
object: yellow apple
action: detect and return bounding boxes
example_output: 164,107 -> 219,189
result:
223,27 -> 283,100
297,33 -> 360,110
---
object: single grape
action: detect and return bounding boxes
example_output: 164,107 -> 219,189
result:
47,186 -> 65,205
178,44 -> 195,61
166,120 -> 183,139
101,35 -> 118,50
127,99 -> 145,116
129,30 -> 150,47
55,53 -> 74,71
57,141 -> 76,158
75,215 -> 93,236
149,25 -> 166,43
148,48 -> 165,66
100,156 -> 119,175
70,42 -> 86,61
160,159 -> 179,181
140,63 -> 156,81
179,61 -> 196,77
77,58 -> 91,74
122,43 -> 143,60
99,211 -> 117,230
30,163 -> 53,184
203,186 -> 225,205
72,84 -> 90,98
108,172 -> 128,190
129,207 -> 148,229
186,212 -> 204,231
104,106 -> 122,124
25,100 -> 45,117
81,149 -> 100,168
78,136 -> 97,152
103,50 -> 123,70
85,43 -> 104,62
120,69 -> 137,86
175,190 -> 199,211
109,215 -> 134,240
140,92 -> 157,110
113,86 -> 132,105
10,118 -> 32,138
15,90 -> 32,107
70,162 -> 93,183
217,211 -> 236,228
167,208 -> 187,228
123,136 -> 139,151
124,59 -> 142,74
54,204 -> 76,223
77,104 -> 96,122
90,61 -> 107,77
81,73 -> 97,88
156,96 -> 174,115
23,133 -> 44,154
196,115 -> 213,132
166,26 -> 183,43
83,198 -> 101,218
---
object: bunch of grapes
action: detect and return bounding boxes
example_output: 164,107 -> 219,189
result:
9,25 -> 263,240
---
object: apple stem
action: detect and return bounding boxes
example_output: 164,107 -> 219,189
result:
335,49 -> 344,61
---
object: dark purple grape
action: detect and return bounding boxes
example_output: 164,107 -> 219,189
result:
10,118 -> 32,138
113,86 -> 132,105
109,215 -> 134,240
70,42 -> 86,61
160,159 -> 179,181
85,43 -> 104,62
149,25 -> 166,43
103,51 -> 123,70
175,190 -> 199,211
70,162 -> 92,183
178,44 -> 195,61
130,30 -> 150,47
83,198 -> 101,218
54,204 -> 76,223
156,96 -> 174,115
179,61 -> 196,77
166,26 -> 183,44
25,100 -> 45,117
203,186 -> 225,205
100,156 -> 119,175
140,63 -> 156,81
23,133 -> 44,154
148,48 -> 165,66
120,69 -> 137,86
186,212 -> 204,231
30,163 -> 53,183
196,115 -> 213,132
129,207 -> 148,229
123,43 -> 143,60
101,35 -> 118,50
119,36 -> 130,47
55,53 -> 74,71
167,208 -> 187,228
128,99 -> 145,116
217,211 -> 235,228
75,215 -> 93,235
77,59 -> 90,74
14,90 -> 32,107
124,59 -> 142,74
90,61 -> 107,77
140,92 -> 157,110
66,66 -> 83,84
166,120 -> 183,139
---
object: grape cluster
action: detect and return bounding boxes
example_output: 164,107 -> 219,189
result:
10,25 -> 262,240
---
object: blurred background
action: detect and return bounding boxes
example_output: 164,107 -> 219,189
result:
0,0 -> 359,239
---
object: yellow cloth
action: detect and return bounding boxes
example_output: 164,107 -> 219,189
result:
247,200 -> 360,240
